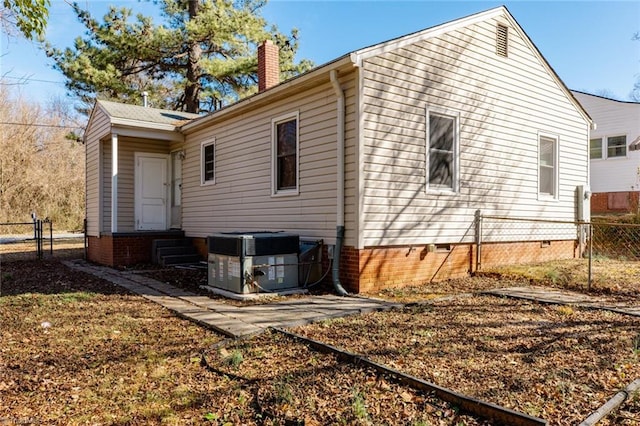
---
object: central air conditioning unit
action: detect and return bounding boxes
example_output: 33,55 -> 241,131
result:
207,232 -> 299,294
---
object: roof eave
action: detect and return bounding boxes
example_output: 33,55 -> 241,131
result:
181,55 -> 355,133
503,9 -> 594,127
350,6 -> 507,66
110,116 -> 179,132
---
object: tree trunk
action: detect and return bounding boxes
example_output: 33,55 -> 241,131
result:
184,0 -> 202,113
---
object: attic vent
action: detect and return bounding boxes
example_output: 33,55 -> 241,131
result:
496,24 -> 509,57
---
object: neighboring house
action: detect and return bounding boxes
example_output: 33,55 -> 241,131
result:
571,91 -> 640,214
84,6 -> 592,293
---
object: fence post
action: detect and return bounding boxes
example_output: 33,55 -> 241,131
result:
587,223 -> 593,292
84,218 -> 88,260
35,219 -> 42,259
475,209 -> 482,272
39,220 -> 43,259
49,220 -> 53,255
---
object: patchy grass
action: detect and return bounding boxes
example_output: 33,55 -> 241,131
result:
0,260 -> 488,425
0,237 -> 84,262
0,261 -> 224,424
292,297 -> 640,425
2,259 -> 639,425
479,258 -> 640,299
201,331 -> 488,425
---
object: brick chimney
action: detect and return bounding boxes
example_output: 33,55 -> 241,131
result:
258,40 -> 279,92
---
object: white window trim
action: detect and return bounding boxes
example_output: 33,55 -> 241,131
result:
271,111 -> 300,197
425,106 -> 460,193
590,135 -> 628,161
200,139 -> 216,186
605,134 -> 627,159
537,132 -> 559,201
589,137 -> 604,161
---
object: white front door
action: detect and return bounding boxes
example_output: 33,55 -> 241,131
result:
135,153 -> 168,230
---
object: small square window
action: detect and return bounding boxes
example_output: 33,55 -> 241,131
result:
201,141 -> 215,185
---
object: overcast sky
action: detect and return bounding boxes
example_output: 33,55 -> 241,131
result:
2,0 -> 639,106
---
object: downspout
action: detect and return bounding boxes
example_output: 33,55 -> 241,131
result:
330,70 -> 349,296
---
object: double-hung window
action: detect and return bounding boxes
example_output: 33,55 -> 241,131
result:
201,140 -> 215,185
272,112 -> 299,195
607,135 -> 626,158
538,134 -> 558,198
590,135 -> 627,159
589,138 -> 603,159
426,108 -> 459,192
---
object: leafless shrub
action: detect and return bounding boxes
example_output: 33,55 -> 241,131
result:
0,85 -> 85,231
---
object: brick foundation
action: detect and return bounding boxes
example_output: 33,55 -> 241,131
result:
87,231 -> 185,267
89,233 -> 579,294
591,191 -> 640,214
334,240 -> 578,294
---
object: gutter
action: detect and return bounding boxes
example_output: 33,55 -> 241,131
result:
181,56 -> 354,133
329,70 -> 349,296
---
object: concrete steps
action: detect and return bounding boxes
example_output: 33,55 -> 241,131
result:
152,238 -> 203,267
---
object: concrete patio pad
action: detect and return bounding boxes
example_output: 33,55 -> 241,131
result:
62,260 -> 404,337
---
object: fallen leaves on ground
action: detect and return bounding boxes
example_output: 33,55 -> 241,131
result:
1,259 -> 639,425
291,296 -> 640,426
0,260 -> 488,425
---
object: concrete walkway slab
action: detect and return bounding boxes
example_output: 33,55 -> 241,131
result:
484,286 -> 640,317
62,260 -> 405,338
63,260 -> 638,337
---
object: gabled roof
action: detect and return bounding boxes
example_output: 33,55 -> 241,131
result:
183,5 -> 592,132
571,90 -> 640,105
84,100 -> 201,143
86,6 -> 592,133
98,100 -> 200,129
349,6 -> 505,65
349,6 -> 591,127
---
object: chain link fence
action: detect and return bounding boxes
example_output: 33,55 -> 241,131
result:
476,212 -> 640,294
590,220 -> 640,261
0,218 -> 53,261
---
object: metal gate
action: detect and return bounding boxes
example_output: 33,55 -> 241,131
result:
0,216 -> 52,260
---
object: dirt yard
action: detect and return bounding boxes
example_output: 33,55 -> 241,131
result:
1,258 -> 639,425
0,237 -> 84,262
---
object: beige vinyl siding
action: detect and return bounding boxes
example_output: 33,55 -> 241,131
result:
84,108 -> 111,236
101,137 -> 171,232
182,72 -> 357,245
360,16 -> 589,247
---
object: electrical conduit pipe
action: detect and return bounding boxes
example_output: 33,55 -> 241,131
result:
329,70 -> 349,296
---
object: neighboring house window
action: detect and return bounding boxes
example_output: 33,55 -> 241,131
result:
426,108 -> 459,192
272,112 -> 299,195
538,134 -> 558,198
607,135 -> 626,158
201,141 -> 215,185
496,23 -> 509,57
589,138 -> 603,159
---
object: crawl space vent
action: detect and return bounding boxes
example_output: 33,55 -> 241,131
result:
496,24 -> 509,57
